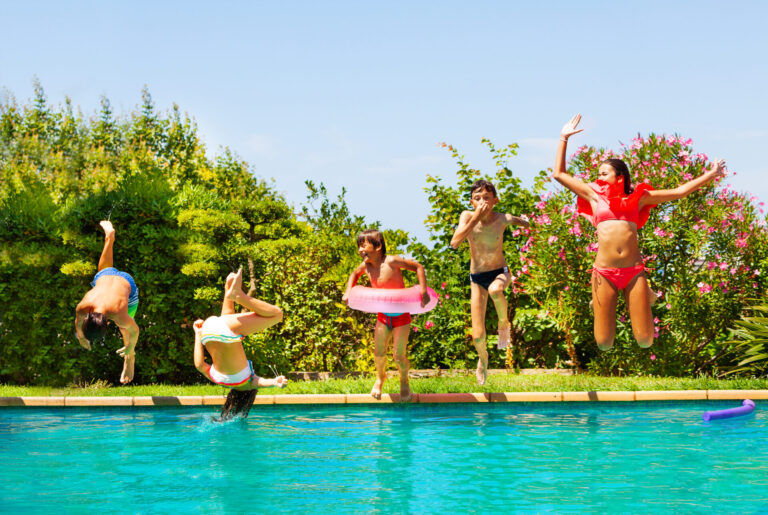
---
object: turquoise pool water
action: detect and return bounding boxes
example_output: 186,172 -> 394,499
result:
1,402 -> 766,513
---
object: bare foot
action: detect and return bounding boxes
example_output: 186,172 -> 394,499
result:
476,358 -> 487,386
100,220 -> 115,237
370,379 -> 383,400
120,354 -> 135,384
497,322 -> 511,349
225,268 -> 243,300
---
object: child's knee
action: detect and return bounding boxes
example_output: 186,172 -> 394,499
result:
393,352 -> 408,365
488,284 -> 505,299
636,336 -> 654,348
596,338 -> 614,351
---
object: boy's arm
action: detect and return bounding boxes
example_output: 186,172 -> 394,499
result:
192,319 -> 210,377
450,210 -> 483,249
503,213 -> 530,228
114,312 -> 139,358
391,256 -> 430,307
342,263 -> 366,302
74,302 -> 91,349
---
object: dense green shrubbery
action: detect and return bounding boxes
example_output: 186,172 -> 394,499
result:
2,83 -> 766,384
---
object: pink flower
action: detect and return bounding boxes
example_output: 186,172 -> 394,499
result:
548,235 -> 558,244
424,320 -> 435,330
568,222 -> 583,236
535,201 -> 546,210
665,303 -> 672,309
697,282 -> 712,294
653,227 -> 667,237
586,242 -> 599,253
735,237 -> 748,248
441,282 -> 446,290
512,229 -> 521,237
650,354 -> 656,361
564,286 -> 570,291
445,294 -> 450,299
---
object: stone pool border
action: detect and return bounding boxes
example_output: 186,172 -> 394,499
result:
1,389 -> 766,406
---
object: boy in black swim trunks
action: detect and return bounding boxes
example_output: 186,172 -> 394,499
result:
450,180 -> 529,385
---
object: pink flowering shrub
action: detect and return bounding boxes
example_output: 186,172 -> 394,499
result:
522,134 -> 768,375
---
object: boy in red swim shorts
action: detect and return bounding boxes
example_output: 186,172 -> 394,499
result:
343,229 -> 429,401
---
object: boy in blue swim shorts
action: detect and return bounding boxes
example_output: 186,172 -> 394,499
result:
342,230 -> 429,402
75,221 -> 140,384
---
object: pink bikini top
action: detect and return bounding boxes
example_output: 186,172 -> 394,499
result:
576,180 -> 656,229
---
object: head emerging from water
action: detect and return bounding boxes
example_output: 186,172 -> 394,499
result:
598,158 -> 634,195
217,388 -> 258,422
82,312 -> 107,344
469,179 -> 499,209
357,229 -> 386,263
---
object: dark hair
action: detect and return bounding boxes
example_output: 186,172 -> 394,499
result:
217,388 -> 258,422
601,158 -> 634,195
82,312 -> 107,343
470,179 -> 497,198
357,229 -> 386,257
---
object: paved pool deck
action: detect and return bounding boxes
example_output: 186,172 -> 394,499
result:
1,390 -> 767,406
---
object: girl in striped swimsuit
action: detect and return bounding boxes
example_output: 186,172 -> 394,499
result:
193,268 -> 287,420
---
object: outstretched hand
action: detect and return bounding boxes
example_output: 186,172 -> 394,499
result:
193,319 -> 204,335
561,114 -> 584,140
274,375 -> 288,388
709,158 -> 726,179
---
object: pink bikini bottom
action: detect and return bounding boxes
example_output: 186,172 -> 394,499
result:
592,264 -> 645,290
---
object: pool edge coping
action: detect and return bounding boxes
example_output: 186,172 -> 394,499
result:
0,389 -> 766,406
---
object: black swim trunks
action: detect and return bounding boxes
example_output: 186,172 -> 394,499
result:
469,266 -> 509,291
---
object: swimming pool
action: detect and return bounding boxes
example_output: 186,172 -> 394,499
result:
2,402 -> 766,513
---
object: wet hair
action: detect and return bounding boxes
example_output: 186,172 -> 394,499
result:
357,229 -> 386,257
217,388 -> 258,422
601,158 -> 634,195
82,312 -> 107,344
470,179 -> 497,198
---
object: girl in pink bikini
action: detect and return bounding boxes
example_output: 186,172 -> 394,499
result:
554,114 -> 726,350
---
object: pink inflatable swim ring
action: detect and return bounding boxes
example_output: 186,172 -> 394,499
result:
347,285 -> 439,314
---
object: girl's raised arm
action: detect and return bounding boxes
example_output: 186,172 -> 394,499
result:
553,114 -> 597,203
641,159 -> 726,206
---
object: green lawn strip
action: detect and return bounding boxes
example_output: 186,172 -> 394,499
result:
2,375 -> 767,397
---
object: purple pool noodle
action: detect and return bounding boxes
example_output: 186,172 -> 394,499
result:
702,399 -> 756,421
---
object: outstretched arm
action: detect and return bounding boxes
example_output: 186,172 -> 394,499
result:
504,213 -> 530,228
342,263 -> 366,303
252,375 -> 288,388
553,114 -> 597,203
392,256 -> 430,307
641,159 -> 726,206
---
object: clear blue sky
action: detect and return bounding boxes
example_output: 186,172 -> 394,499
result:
2,1 -> 766,243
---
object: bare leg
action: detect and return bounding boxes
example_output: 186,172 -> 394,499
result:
221,273 -> 236,317
487,272 -> 512,349
97,221 -> 115,271
592,271 -> 619,351
391,324 -> 411,402
470,282 -> 490,385
226,268 -> 283,319
371,321 -> 391,399
625,273 -> 654,348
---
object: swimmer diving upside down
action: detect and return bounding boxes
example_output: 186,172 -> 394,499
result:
75,221 -> 139,384
554,114 -> 726,351
193,268 -> 287,420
